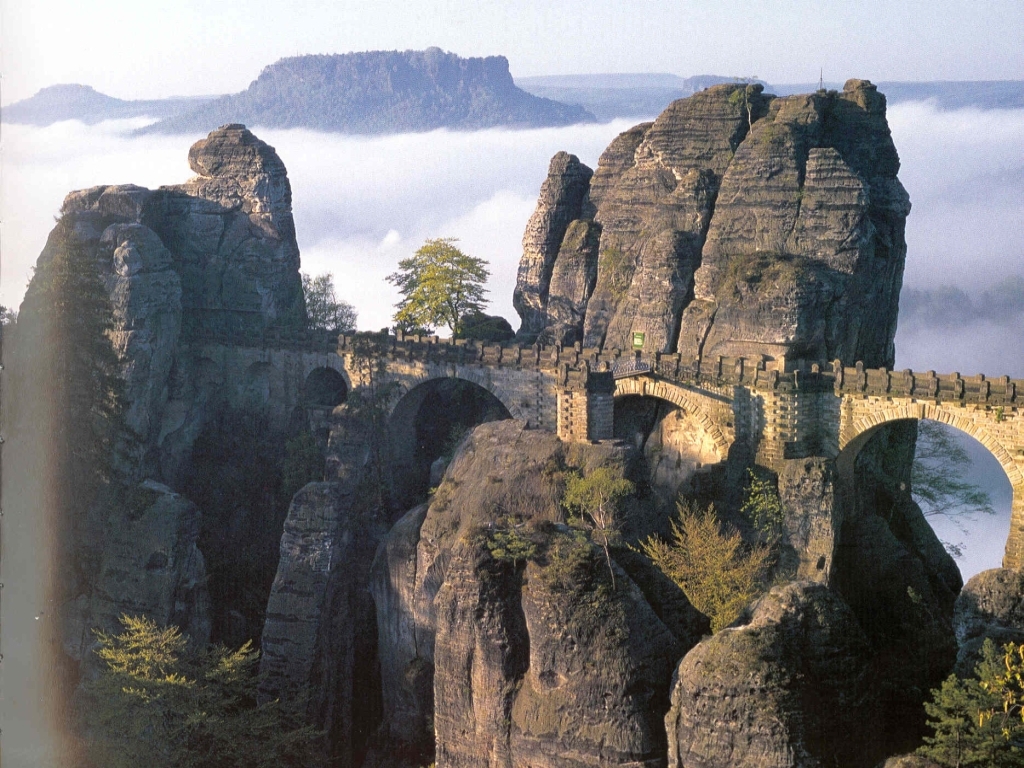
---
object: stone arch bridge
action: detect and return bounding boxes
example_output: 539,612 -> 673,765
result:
192,328 -> 1024,568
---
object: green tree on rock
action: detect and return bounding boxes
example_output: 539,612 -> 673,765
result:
640,501 -> 771,632
918,638 -> 1024,767
563,467 -> 635,589
386,237 -> 489,336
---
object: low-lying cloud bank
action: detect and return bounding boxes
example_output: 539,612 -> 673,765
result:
2,101 -> 1021,367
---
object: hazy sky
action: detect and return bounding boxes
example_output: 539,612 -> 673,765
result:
3,0 -> 1024,104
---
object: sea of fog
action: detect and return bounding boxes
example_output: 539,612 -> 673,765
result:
1,101 -> 1022,577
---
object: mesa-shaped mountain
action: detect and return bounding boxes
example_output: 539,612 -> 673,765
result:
136,48 -> 595,135
515,79 -> 910,370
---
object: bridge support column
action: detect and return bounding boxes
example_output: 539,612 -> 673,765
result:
1005,485 -> 1024,570
556,369 -> 614,443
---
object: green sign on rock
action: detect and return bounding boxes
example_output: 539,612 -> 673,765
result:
632,332 -> 645,349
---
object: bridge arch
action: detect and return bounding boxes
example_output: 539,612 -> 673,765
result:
613,376 -> 733,461
382,366 -> 527,424
837,401 -> 1024,568
387,373 -> 515,506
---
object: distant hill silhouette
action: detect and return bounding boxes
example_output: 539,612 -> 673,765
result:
516,73 -> 766,121
137,49 -> 594,135
1,84 -> 213,125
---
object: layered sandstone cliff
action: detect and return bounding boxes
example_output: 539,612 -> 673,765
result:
515,79 -> 910,370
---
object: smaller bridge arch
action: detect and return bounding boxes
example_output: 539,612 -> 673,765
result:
613,375 -> 734,461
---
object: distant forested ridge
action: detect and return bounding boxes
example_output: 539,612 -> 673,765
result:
1,84 -> 214,125
137,48 -> 595,135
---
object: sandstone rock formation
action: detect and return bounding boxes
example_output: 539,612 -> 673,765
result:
9,124 -> 311,671
953,568 -> 1024,675
665,582 -> 882,768
515,80 -> 910,370
63,482 -> 210,666
368,420 -> 705,766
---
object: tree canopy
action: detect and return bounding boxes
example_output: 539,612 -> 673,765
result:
301,272 -> 357,333
563,467 -> 635,589
82,614 -> 319,768
386,237 -> 489,335
640,501 -> 771,632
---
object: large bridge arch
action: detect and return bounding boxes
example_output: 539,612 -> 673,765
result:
836,400 -> 1024,568
387,372 -> 515,506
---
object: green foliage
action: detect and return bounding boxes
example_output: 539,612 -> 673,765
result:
456,311 -> 515,343
301,271 -> 357,332
918,639 -> 1024,767
486,514 -> 538,565
387,238 -> 489,335
562,468 -> 635,589
82,614 -> 319,768
540,527 -> 593,591
740,468 -> 785,542
640,501 -> 771,632
281,431 -> 325,501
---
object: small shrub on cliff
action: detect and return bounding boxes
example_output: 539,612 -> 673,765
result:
740,468 -> 785,543
486,513 -> 538,565
82,614 -> 319,768
918,639 -> 1024,767
562,468 -> 635,589
640,501 -> 771,632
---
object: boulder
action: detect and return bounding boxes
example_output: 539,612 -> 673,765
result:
666,581 -> 883,768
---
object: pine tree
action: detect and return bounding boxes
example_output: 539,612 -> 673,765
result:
640,501 -> 772,632
83,614 -> 320,768
919,639 -> 1024,767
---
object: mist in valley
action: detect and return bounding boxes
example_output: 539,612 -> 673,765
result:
2,98 -> 1021,581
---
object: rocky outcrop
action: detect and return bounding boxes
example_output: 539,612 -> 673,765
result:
367,420 -> 704,766
10,124 -> 312,685
513,152 -> 595,341
515,80 -> 910,370
259,405 -> 390,768
832,421 -> 960,753
953,568 -> 1024,675
665,582 -> 883,768
139,49 -> 595,135
63,482 -> 210,665
777,457 -> 841,582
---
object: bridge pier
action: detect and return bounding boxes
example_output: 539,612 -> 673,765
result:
1005,486 -> 1024,570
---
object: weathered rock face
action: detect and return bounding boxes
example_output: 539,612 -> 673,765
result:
953,568 -> 1024,675
259,402 -> 393,768
13,125 -> 311,676
515,80 -> 909,370
832,421 -> 960,752
665,582 -> 883,768
513,152 -> 595,341
63,482 -> 210,666
369,420 -> 704,767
